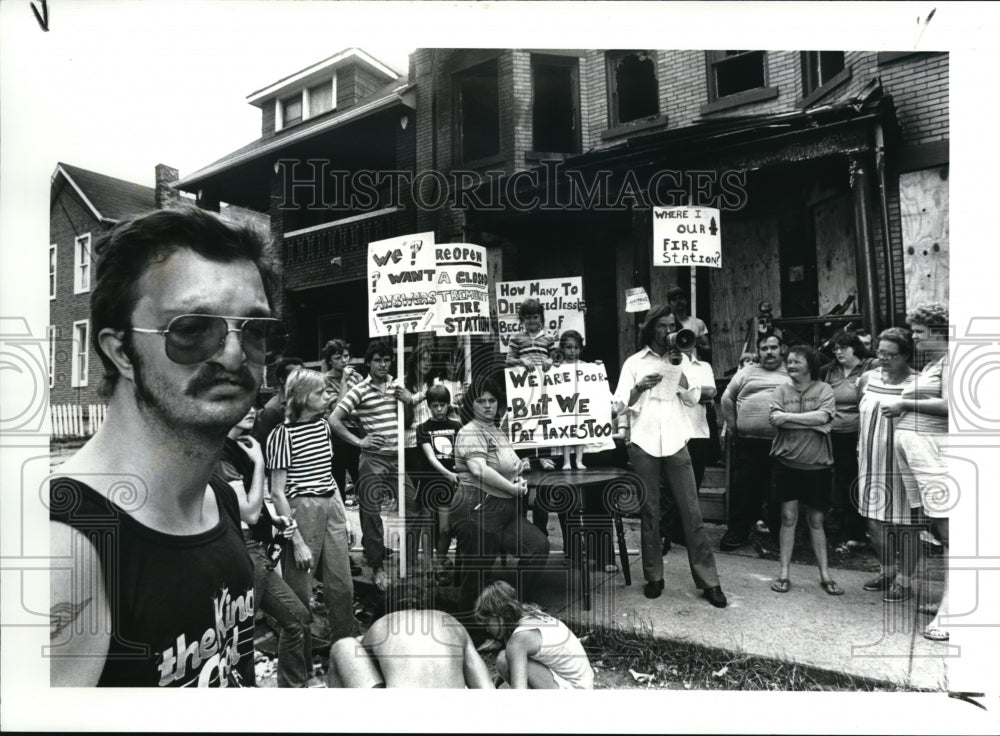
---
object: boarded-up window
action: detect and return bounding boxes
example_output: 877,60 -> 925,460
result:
900,166 -> 949,309
709,216 -> 782,373
813,193 -> 857,315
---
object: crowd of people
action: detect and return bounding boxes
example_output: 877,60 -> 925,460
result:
48,206 -> 952,691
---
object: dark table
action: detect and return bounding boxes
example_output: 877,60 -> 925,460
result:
524,467 -> 640,610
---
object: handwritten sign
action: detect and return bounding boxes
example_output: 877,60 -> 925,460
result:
625,287 -> 651,313
504,362 -> 614,449
495,277 -> 585,351
368,232 -> 437,337
652,206 -> 722,268
432,243 -> 491,336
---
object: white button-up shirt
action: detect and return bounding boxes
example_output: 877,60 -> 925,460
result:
614,347 -> 701,457
682,353 -> 716,439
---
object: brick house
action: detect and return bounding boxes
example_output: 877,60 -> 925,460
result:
49,163 -> 183,435
175,48 -> 946,518
175,48 -> 417,365
179,48 -> 947,379
406,49 -> 948,378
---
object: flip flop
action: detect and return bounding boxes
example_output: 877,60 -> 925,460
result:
820,580 -> 845,596
923,626 -> 949,642
771,578 -> 791,593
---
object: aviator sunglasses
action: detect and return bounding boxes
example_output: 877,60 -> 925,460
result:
131,314 -> 286,366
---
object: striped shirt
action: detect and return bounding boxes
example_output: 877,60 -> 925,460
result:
506,330 -> 555,367
896,356 -> 948,434
337,375 -> 401,456
265,418 -> 338,497
325,366 -> 364,430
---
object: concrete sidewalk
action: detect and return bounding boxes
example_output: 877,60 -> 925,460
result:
532,544 -> 950,690
350,500 -> 949,691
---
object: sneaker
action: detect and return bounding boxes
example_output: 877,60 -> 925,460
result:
882,582 -> 913,603
918,601 -> 940,616
373,568 -> 389,592
863,573 -> 895,592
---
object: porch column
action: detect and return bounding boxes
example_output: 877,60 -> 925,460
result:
849,154 -> 881,335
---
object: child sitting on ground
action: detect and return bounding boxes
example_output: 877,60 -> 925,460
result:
474,580 -> 594,689
417,384 -> 462,581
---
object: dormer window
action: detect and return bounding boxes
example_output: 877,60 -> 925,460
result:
281,94 -> 303,128
308,80 -> 334,116
275,77 -> 337,132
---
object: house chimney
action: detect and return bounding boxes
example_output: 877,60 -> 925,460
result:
155,164 -> 180,209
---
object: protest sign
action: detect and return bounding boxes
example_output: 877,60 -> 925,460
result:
652,206 -> 722,267
367,232 -> 437,336
432,243 -> 491,336
495,277 -> 585,351
504,361 -> 614,449
625,286 -> 651,313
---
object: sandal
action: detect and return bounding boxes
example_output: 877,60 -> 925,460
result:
820,580 -> 845,596
922,626 -> 949,642
771,578 -> 791,593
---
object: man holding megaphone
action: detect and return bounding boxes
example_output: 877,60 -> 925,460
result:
614,305 -> 728,608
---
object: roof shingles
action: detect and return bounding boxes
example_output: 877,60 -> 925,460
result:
58,163 -> 157,222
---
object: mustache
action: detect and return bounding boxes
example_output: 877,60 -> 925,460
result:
186,363 -> 258,395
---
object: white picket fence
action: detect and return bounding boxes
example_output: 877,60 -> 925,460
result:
51,403 -> 108,438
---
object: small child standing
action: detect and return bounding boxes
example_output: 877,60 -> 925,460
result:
554,330 -> 588,470
416,384 -> 463,579
505,299 -> 558,490
474,580 -> 594,689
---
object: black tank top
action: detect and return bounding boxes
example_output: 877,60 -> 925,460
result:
49,475 -> 255,687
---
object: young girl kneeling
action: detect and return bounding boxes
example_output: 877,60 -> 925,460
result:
474,581 -> 594,689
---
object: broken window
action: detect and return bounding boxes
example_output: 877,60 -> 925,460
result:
606,51 -> 659,127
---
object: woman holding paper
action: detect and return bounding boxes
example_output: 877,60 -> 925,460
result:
613,305 -> 727,608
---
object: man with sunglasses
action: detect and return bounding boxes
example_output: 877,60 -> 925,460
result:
49,207 -> 284,687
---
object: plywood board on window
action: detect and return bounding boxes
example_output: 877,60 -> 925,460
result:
900,166 -> 949,310
709,216 -> 781,374
813,193 -> 857,315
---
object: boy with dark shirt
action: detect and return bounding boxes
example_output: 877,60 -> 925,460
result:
417,385 -> 462,575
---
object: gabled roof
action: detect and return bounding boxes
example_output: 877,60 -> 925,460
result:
52,163 -> 157,223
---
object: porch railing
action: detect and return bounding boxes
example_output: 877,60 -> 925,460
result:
51,403 -> 107,439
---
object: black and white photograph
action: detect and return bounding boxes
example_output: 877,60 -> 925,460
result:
1,0 -> 998,732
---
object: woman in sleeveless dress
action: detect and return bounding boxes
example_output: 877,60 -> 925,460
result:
856,328 -> 918,599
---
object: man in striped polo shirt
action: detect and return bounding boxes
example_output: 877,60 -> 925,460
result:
329,340 -> 423,591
